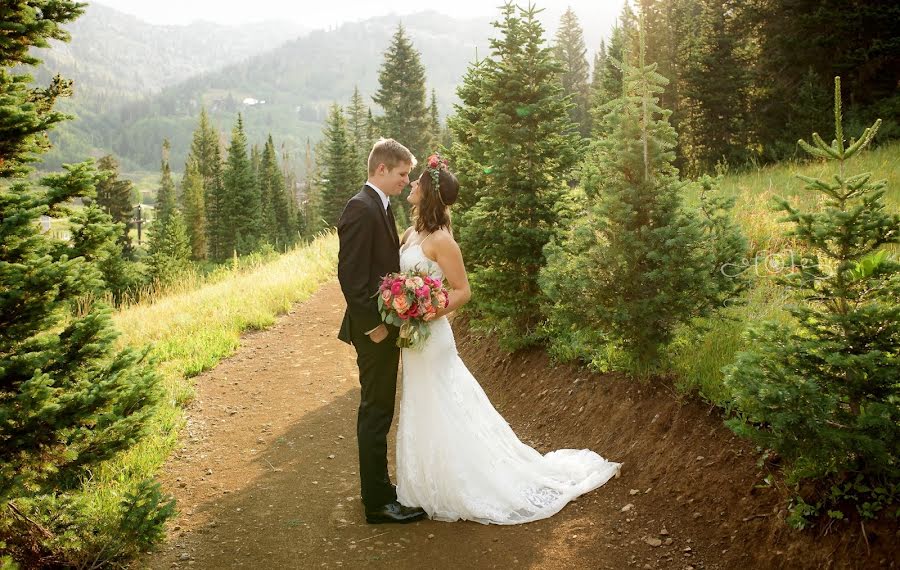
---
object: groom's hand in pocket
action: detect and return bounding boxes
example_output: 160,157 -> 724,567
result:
368,324 -> 389,344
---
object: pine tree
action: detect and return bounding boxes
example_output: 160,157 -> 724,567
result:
257,136 -> 281,246
304,139 -> 328,236
222,114 -> 260,255
589,6 -> 636,135
590,38 -> 607,119
95,154 -> 135,253
745,0 -> 899,162
447,60 -> 491,223
155,139 -> 176,226
147,208 -> 191,282
0,3 -> 170,563
636,0 -> 682,116
346,86 -> 371,182
297,138 -> 315,238
452,3 -> 580,349
365,108 -> 377,148
189,109 -> 225,261
180,157 -> 207,260
148,144 -> 191,280
373,24 -> 431,165
206,141 -> 227,261
427,89 -> 442,151
554,7 -> 592,138
546,17 -> 744,373
316,104 -> 358,228
279,143 -> 299,244
725,78 -> 899,526
677,0 -> 754,174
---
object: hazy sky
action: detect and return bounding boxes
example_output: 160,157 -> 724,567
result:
94,0 -> 625,45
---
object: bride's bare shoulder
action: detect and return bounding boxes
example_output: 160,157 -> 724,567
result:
400,226 -> 415,245
431,228 -> 459,251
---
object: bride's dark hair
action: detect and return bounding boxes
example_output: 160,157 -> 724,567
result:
413,168 -> 459,234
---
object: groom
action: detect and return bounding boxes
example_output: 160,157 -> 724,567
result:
337,138 -> 427,524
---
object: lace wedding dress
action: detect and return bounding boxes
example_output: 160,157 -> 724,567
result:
396,238 -> 621,524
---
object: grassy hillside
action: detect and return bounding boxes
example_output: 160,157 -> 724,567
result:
674,140 -> 899,402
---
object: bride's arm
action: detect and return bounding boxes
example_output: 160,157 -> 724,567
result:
431,232 -> 471,318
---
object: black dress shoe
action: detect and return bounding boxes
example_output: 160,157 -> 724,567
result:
365,501 -> 427,524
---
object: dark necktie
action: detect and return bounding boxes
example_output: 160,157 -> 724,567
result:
385,202 -> 397,242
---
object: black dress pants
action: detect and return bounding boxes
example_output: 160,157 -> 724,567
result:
350,325 -> 400,509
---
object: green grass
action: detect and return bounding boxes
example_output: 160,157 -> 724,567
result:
673,141 -> 899,403
698,141 -> 899,254
73,232 -> 339,559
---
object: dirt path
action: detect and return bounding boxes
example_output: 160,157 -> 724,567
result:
142,282 -> 894,570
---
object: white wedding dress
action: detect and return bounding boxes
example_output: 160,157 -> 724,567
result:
396,238 -> 621,524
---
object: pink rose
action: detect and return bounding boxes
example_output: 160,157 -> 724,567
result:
391,281 -> 403,296
381,289 -> 391,303
428,155 -> 439,168
416,286 -> 431,298
436,291 -> 448,309
393,295 -> 409,314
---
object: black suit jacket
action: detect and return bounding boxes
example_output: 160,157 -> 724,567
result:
337,185 -> 400,344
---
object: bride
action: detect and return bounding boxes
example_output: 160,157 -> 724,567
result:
396,154 -> 621,525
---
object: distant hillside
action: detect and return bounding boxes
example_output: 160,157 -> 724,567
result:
31,2 -> 308,98
41,11 -> 495,173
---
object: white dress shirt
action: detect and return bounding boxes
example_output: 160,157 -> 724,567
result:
366,181 -> 390,211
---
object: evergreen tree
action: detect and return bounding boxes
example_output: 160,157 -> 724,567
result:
148,144 -> 191,280
784,67 -> 833,151
448,60 -> 491,223
0,3 -> 170,564
452,3 -> 579,349
206,141 -> 227,261
258,136 -> 282,246
366,108 -> 378,148
346,86 -> 371,182
373,24 -> 431,166
298,138 -> 315,238
428,88 -> 442,151
545,17 -> 744,373
155,139 -> 176,226
590,38 -> 607,116
553,7 -> 592,138
94,154 -> 135,253
636,0 -> 682,117
589,6 -> 636,135
725,78 -> 899,526
744,0 -> 900,161
305,138 -> 329,236
281,143 -> 299,240
222,113 -> 260,255
316,104 -> 358,228
180,157 -> 207,260
189,109 -> 225,261
147,208 -> 191,281
191,109 -> 220,186
677,0 -> 754,174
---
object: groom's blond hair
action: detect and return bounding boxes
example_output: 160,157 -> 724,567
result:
367,138 -> 416,176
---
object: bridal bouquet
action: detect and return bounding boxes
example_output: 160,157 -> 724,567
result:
376,270 -> 449,349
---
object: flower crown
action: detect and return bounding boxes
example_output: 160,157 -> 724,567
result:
426,152 -> 450,205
